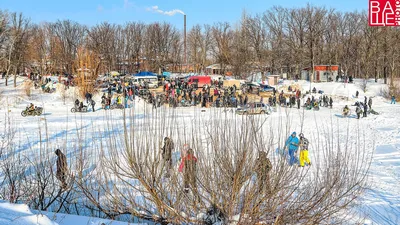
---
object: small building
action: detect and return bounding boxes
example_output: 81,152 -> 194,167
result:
301,65 -> 339,82
205,64 -> 232,75
268,75 -> 281,86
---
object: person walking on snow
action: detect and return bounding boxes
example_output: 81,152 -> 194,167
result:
368,97 -> 372,109
179,148 -> 197,193
356,105 -> 362,119
285,132 -> 299,166
91,99 -> 96,112
254,151 -> 272,193
329,97 -> 333,109
55,149 -> 68,189
299,133 -> 311,167
297,98 -> 300,109
391,95 -> 396,104
162,137 -> 174,177
363,103 -> 368,118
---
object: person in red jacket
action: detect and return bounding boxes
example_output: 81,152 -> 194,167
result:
179,148 -> 197,193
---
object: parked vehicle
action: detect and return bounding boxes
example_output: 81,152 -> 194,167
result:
236,102 -> 272,115
129,76 -> 158,88
21,106 -> 43,117
110,103 -> 124,109
187,76 -> 212,88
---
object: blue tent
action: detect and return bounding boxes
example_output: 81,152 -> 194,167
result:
133,71 -> 157,77
162,72 -> 171,77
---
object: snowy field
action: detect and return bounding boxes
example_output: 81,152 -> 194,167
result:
0,77 -> 399,224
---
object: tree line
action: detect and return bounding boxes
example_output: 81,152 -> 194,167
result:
0,4 -> 399,85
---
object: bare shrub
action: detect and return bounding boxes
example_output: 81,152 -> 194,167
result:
23,80 -> 33,97
74,107 -> 371,224
378,86 -> 390,98
24,120 -> 75,212
0,103 -> 371,224
379,83 -> 400,100
0,113 -> 31,203
0,116 -> 31,203
358,79 -> 368,93
74,48 -> 101,98
389,83 -> 400,99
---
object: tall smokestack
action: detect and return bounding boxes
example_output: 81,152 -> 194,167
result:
184,14 -> 187,73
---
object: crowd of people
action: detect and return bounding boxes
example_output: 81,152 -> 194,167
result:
342,94 -> 375,119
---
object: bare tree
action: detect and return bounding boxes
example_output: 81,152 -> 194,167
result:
143,22 -> 180,73
244,14 -> 268,79
87,22 -> 117,74
304,5 -> 327,85
188,25 -> 203,73
3,12 -> 30,87
71,109 -> 371,224
286,8 -> 307,76
263,6 -> 287,75
211,22 -> 234,75
49,20 -> 86,74
124,22 -> 145,73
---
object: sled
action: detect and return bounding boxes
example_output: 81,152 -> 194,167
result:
369,109 -> 379,115
276,148 -> 299,165
342,109 -> 352,117
275,148 -> 286,157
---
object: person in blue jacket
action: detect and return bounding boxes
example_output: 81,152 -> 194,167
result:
285,132 -> 300,165
391,95 -> 396,104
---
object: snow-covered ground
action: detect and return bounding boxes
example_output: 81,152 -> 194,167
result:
0,77 -> 399,224
0,201 -> 56,225
0,201 -> 146,225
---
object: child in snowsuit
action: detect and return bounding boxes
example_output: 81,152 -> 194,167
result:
285,132 -> 299,166
343,105 -> 350,116
299,133 -> 311,167
116,96 -> 122,106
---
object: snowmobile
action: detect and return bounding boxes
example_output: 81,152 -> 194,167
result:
110,103 -> 124,109
71,105 -> 88,113
178,99 -> 192,107
303,103 -> 312,110
21,106 -> 43,117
